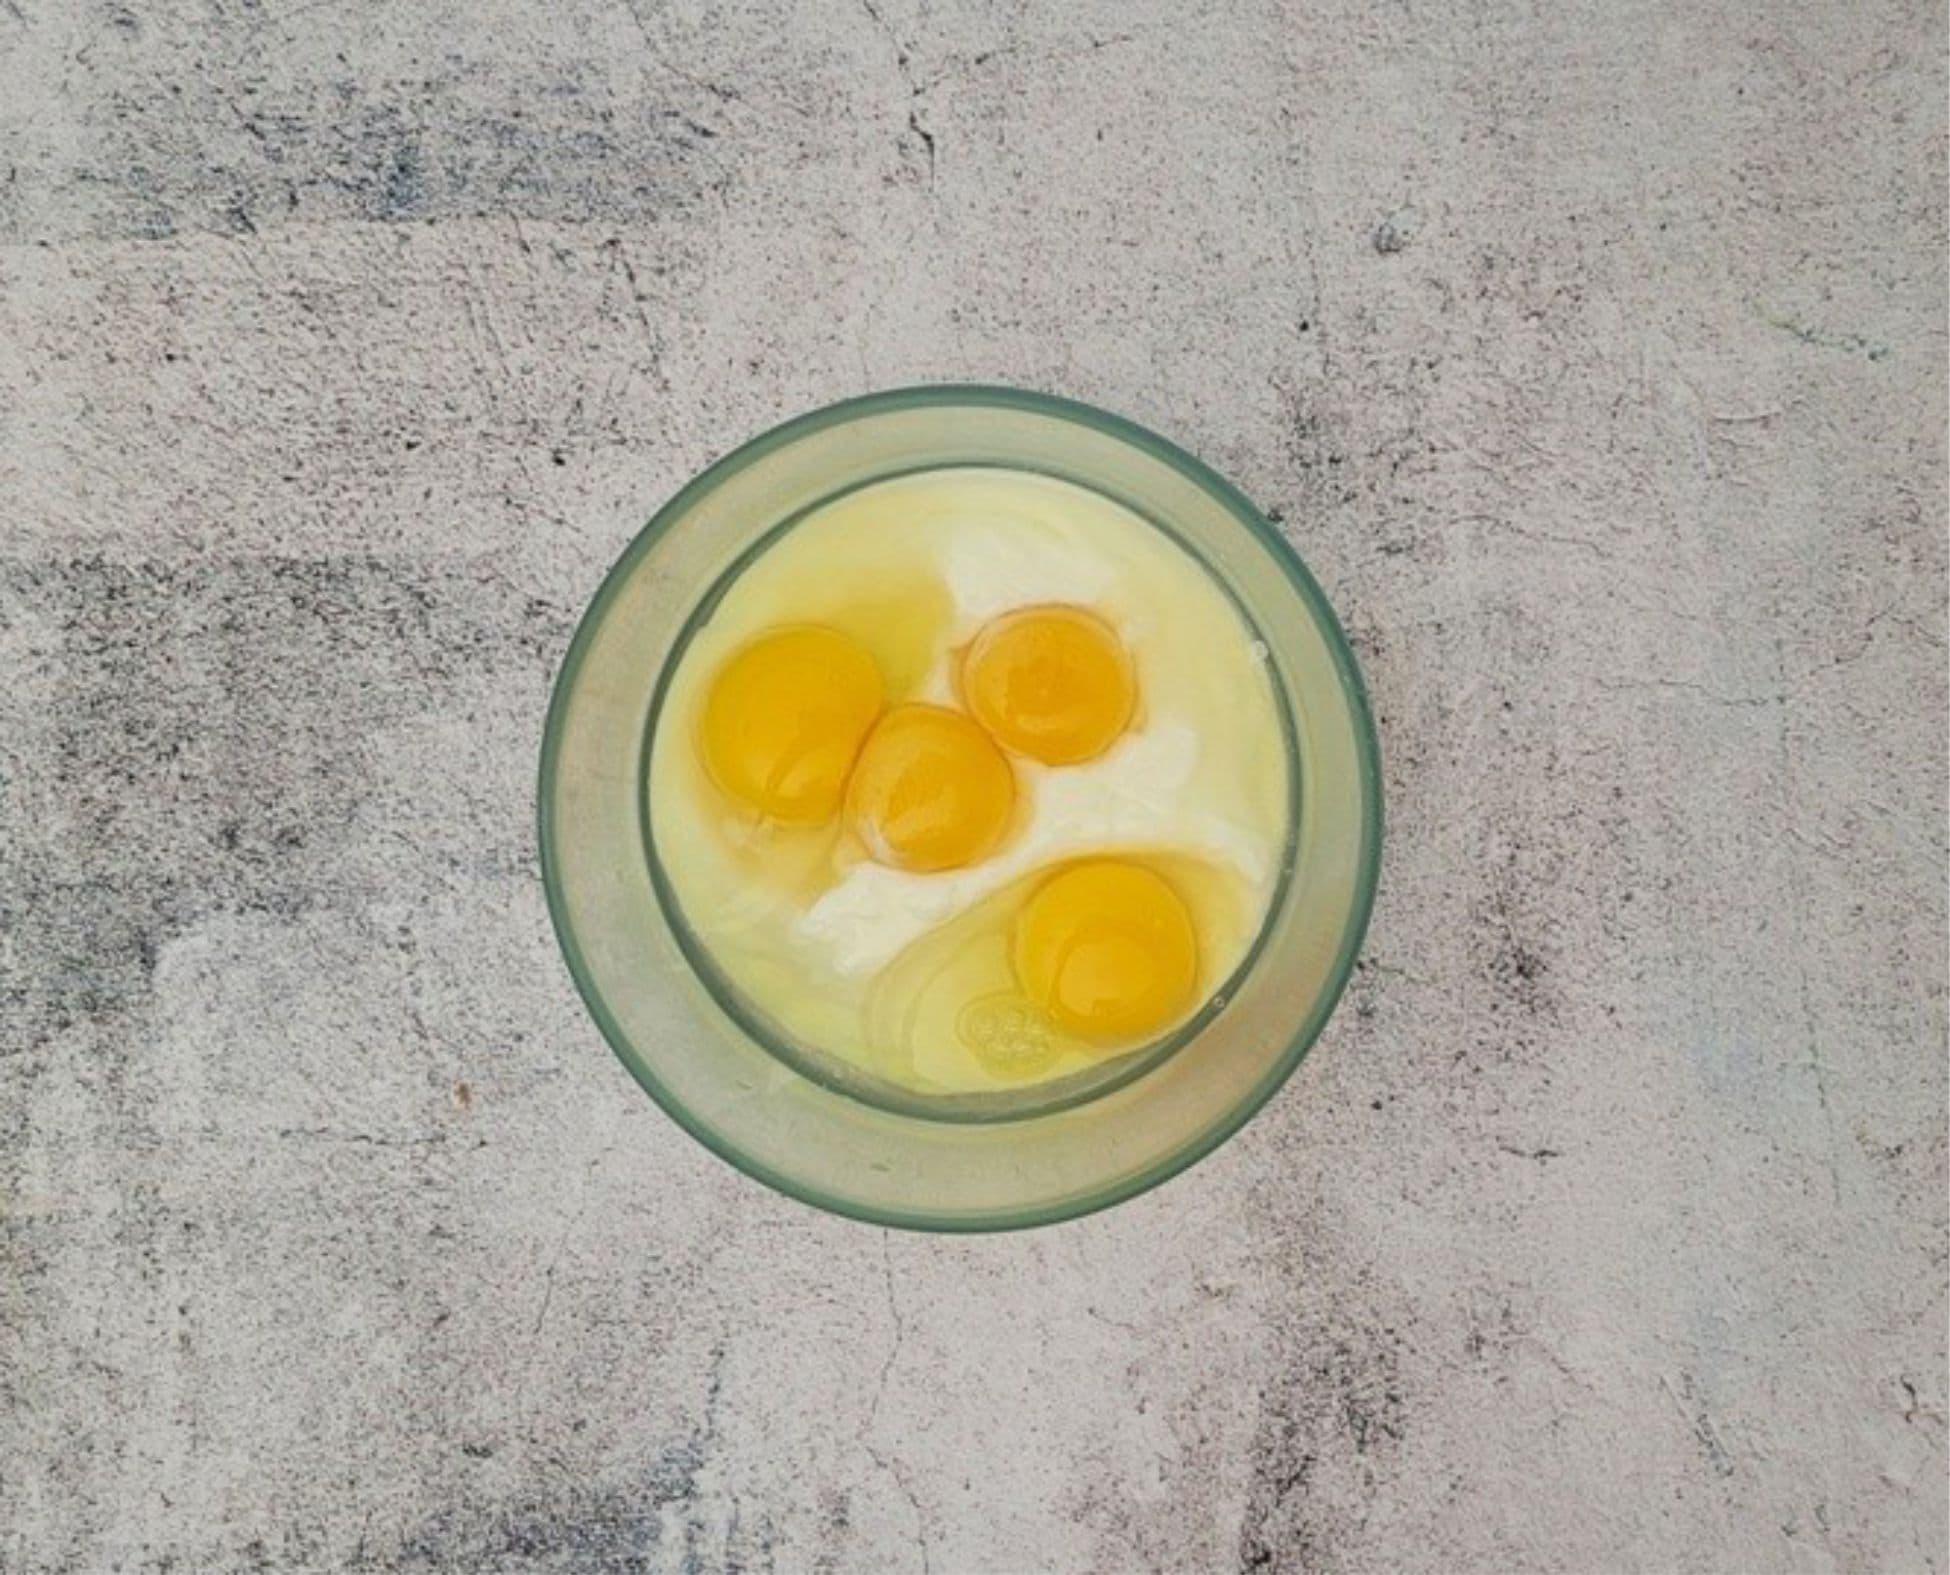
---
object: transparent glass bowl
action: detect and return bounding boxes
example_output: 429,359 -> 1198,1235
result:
539,387 -> 1381,1231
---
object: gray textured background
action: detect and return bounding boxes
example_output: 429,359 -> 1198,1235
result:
2,0 -> 1946,1570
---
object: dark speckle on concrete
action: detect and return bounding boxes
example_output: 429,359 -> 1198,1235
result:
0,557 -> 570,1054
1237,1323 -> 1408,1572
1372,205 -> 1420,255
397,1476 -> 665,1573
381,131 -> 426,222
10,67 -> 732,242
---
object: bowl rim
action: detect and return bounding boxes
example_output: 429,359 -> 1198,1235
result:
537,383 -> 1384,1232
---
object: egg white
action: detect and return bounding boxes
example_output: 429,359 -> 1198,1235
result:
798,719 -> 1269,976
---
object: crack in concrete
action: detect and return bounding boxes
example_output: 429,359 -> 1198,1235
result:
859,0 -> 938,187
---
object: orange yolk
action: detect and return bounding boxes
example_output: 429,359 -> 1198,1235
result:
1013,859 -> 1199,1043
846,703 -> 1016,872
960,605 -> 1136,765
699,626 -> 883,824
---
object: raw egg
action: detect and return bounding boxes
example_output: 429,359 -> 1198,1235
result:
1013,859 -> 1199,1043
961,604 -> 1135,765
846,703 -> 1016,873
698,626 -> 883,824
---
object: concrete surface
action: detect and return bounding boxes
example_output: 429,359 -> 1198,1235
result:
2,0 -> 1945,1569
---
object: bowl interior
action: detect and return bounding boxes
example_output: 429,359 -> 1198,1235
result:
540,387 -> 1380,1230
639,467 -> 1302,1127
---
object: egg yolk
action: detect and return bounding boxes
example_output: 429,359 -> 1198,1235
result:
846,703 -> 1016,872
960,605 -> 1136,765
699,626 -> 883,824
1013,859 -> 1199,1043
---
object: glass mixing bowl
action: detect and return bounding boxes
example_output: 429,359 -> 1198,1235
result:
539,387 -> 1381,1230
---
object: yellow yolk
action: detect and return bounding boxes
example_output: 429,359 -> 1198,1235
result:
845,703 -> 1016,873
960,605 -> 1136,765
1013,859 -> 1199,1043
699,626 -> 883,824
